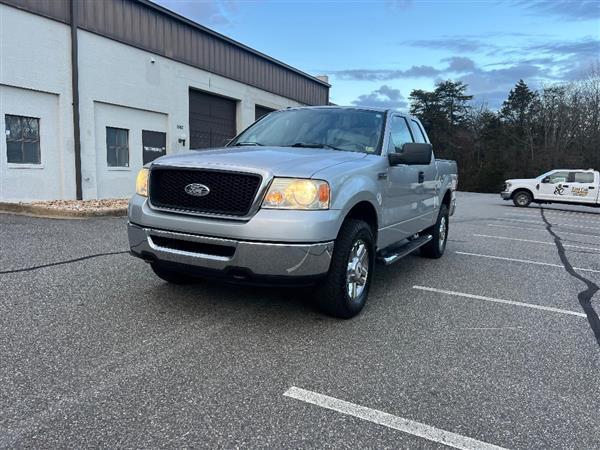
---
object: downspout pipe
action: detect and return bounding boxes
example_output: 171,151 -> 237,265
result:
70,0 -> 83,200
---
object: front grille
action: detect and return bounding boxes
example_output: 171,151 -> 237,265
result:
150,235 -> 235,258
149,168 -> 262,216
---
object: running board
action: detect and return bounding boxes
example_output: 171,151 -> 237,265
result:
377,235 -> 432,265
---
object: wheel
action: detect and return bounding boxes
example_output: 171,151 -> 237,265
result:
420,204 -> 449,259
512,191 -> 532,207
150,262 -> 198,284
316,219 -> 375,319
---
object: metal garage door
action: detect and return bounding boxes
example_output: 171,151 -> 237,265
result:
189,90 -> 237,149
255,105 -> 275,121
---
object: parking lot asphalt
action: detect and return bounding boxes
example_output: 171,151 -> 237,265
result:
1,192 -> 599,448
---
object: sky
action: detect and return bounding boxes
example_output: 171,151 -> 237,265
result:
153,0 -> 600,110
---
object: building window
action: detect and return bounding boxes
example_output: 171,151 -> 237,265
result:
5,115 -> 41,164
106,127 -> 129,167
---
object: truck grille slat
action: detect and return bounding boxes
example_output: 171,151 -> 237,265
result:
150,235 -> 235,258
149,168 -> 262,216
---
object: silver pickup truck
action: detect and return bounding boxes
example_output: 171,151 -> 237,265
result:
128,106 -> 457,318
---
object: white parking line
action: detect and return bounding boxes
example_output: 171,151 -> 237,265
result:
455,251 -> 600,274
487,224 -> 600,239
504,213 -> 600,224
499,218 -> 598,230
473,234 -> 600,251
505,210 -> 600,218
413,285 -> 586,318
283,386 -> 507,450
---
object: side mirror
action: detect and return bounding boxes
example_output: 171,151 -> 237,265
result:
541,177 -> 550,183
388,143 -> 433,166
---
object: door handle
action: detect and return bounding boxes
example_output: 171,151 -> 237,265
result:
589,186 -> 595,189
418,171 -> 425,183
562,184 -> 570,188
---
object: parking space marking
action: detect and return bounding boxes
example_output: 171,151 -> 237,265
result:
487,224 -> 600,239
504,210 -> 600,218
473,234 -> 600,252
413,286 -> 586,318
455,251 -> 600,274
499,218 -> 598,230
503,213 -> 600,226
283,386 -> 507,450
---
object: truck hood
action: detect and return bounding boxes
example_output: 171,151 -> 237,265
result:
505,178 -> 535,184
152,146 -> 367,178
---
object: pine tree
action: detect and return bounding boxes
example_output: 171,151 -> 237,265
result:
500,79 -> 537,127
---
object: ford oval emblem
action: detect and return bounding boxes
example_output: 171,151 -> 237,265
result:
184,183 -> 210,197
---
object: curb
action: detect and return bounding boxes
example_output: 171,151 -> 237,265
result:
0,202 -> 127,219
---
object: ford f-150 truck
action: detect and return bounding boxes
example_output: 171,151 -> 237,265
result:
128,106 -> 457,318
501,169 -> 600,207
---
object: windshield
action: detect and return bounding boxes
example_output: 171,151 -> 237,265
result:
230,108 -> 385,154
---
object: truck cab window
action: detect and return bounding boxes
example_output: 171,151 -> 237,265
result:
389,116 -> 414,152
411,120 -> 427,143
547,171 -> 568,184
572,172 -> 594,183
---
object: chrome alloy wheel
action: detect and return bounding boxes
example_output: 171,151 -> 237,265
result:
346,240 -> 369,300
439,216 -> 447,252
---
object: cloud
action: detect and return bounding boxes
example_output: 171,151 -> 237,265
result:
524,37 -> 600,80
385,0 -> 414,9
352,85 -> 408,109
153,0 -> 239,26
334,66 -> 441,81
462,64 -> 545,91
333,57 -> 477,81
336,36 -> 597,109
514,0 -> 600,21
528,37 -> 600,58
406,38 -> 492,53
444,56 -> 477,72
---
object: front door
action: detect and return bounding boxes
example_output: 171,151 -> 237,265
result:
142,130 -> 166,164
537,170 -> 569,201
382,115 -> 423,243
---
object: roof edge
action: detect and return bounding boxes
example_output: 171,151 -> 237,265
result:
140,0 -> 330,88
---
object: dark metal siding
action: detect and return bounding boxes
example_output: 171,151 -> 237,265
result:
1,0 -> 70,22
189,89 -> 237,149
1,0 -> 329,105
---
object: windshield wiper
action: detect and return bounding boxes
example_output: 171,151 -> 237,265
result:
234,141 -> 263,146
291,142 -> 342,151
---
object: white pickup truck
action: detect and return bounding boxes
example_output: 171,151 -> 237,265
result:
501,169 -> 600,207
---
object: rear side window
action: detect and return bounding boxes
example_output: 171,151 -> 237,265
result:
572,172 -> 594,183
389,116 -> 413,152
411,120 -> 427,143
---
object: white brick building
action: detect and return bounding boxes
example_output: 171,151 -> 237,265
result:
0,0 -> 329,201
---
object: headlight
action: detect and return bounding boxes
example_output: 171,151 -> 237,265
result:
136,168 -> 149,197
505,182 -> 512,189
262,178 -> 330,210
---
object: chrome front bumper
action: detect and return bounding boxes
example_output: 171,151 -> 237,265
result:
500,192 -> 511,200
128,223 -> 333,279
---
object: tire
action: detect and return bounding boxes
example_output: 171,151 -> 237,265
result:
512,191 -> 532,207
420,204 -> 449,259
316,219 -> 375,319
151,262 -> 198,284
